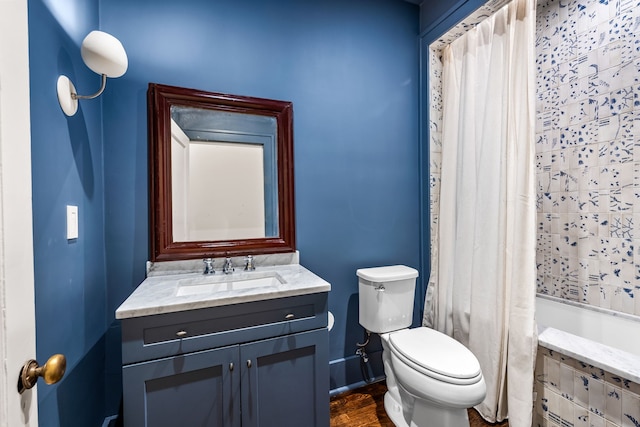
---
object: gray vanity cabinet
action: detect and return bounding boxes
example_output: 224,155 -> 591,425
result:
239,329 -> 329,427
122,345 -> 241,426
120,293 -> 329,427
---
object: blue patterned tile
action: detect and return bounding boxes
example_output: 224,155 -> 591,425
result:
579,26 -> 601,56
621,390 -> 640,427
598,112 -> 634,141
606,60 -> 639,92
609,86 -> 635,115
618,0 -> 637,12
609,188 -> 634,211
609,214 -> 632,238
575,406 -> 589,427
590,377 -> 606,417
590,413 -> 606,427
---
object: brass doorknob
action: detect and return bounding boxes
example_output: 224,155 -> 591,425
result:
18,354 -> 66,394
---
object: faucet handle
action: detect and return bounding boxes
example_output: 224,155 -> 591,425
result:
244,255 -> 256,271
223,257 -> 234,274
203,258 -> 215,274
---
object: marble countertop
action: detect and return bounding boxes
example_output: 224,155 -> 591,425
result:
116,263 -> 331,319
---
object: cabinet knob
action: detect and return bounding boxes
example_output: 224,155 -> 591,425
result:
229,363 -> 234,371
246,360 -> 252,368
176,330 -> 187,338
285,313 -> 295,320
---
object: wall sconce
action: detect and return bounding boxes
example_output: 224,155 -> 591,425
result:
56,31 -> 128,116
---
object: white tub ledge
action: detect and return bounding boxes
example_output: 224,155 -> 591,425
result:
537,326 -> 640,384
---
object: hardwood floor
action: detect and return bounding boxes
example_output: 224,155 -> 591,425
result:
330,381 -> 509,427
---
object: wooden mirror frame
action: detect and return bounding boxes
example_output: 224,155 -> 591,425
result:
148,83 -> 296,261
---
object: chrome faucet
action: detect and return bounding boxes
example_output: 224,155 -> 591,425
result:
203,258 -> 215,275
222,257 -> 235,274
244,255 -> 256,271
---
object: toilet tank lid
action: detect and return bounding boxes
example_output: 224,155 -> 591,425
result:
356,265 -> 418,282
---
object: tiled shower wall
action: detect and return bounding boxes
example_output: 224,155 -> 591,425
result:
429,0 -> 640,314
535,0 -> 640,315
533,1 -> 640,426
428,0 -> 640,426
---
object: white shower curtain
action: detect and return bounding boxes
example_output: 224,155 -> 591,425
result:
423,0 -> 537,425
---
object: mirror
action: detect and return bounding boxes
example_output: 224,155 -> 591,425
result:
148,83 -> 296,261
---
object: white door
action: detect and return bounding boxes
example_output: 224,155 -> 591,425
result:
0,0 -> 38,426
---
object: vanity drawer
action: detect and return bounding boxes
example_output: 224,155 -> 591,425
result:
121,292 -> 328,364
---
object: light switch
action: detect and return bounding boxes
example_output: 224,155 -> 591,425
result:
67,205 -> 78,240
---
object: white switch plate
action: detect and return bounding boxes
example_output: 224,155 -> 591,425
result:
67,205 -> 78,240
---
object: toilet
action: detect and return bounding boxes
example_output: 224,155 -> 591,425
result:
357,265 -> 486,427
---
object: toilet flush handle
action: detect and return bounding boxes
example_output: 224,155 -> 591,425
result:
375,283 -> 385,292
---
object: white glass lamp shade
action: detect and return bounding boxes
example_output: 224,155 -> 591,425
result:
80,31 -> 128,78
57,30 -> 128,116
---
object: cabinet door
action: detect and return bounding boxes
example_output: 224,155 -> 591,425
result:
240,328 -> 329,427
122,345 -> 240,427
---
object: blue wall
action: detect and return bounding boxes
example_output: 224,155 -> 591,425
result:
28,0 -> 110,425
29,0 -> 421,424
101,0 -> 421,395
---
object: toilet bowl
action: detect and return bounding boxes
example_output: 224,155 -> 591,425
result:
382,328 -> 487,427
357,265 -> 486,427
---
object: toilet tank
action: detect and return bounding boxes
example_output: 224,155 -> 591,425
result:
357,265 -> 419,334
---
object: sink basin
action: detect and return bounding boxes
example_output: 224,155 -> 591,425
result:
176,272 -> 285,297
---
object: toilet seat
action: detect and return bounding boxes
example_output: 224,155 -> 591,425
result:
388,327 -> 482,386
